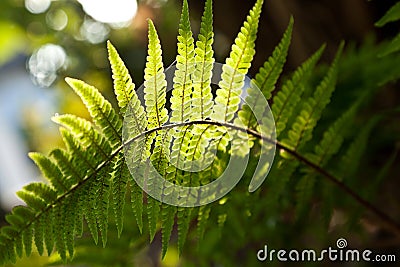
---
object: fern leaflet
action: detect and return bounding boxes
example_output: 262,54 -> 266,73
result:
211,0 -> 263,122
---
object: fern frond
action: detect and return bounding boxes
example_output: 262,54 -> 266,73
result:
52,114 -> 112,160
176,0 -> 215,183
142,20 -> 169,240
43,209 -> 55,256
49,148 -> 82,186
197,205 -> 211,241
237,17 -> 293,131
65,78 -> 122,149
16,189 -> 48,211
96,166 -> 112,248
110,153 -> 129,238
177,206 -> 192,255
130,174 -> 144,234
192,0 -> 214,120
53,205 -> 67,261
311,102 -> 360,166
21,183 -> 57,205
82,180 -> 99,246
272,45 -> 325,137
59,128 -> 100,173
29,152 -> 70,194
261,46 -> 327,202
22,226 -> 33,258
161,205 -> 176,258
4,215 -> 23,231
167,0 -> 196,185
211,0 -> 264,122
337,116 -> 380,180
147,196 -> 161,242
144,20 -> 168,130
294,102 -> 360,216
107,41 -> 135,115
255,17 -> 293,101
232,17 -> 293,190
1,0 -> 393,265
380,34 -> 400,57
64,193 -> 79,258
375,2 -> 400,27
272,45 -> 344,214
170,0 -> 195,123
282,43 -> 344,151
32,218 -> 44,256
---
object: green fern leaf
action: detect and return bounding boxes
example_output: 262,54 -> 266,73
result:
4,215 -> 23,231
185,0 -> 215,173
254,17 -> 293,101
130,176 -> 144,234
107,41 -> 135,115
161,204 -> 177,258
50,148 -> 82,187
63,194 -> 79,258
53,205 -> 67,261
272,45 -> 325,137
16,190 -> 47,212
44,209 -> 54,256
170,0 -> 195,123
177,206 -> 192,255
0,239 -> 14,264
167,0 -> 196,188
379,33 -> 400,57
282,42 -> 344,151
7,207 -> 35,257
311,101 -> 360,166
33,217 -> 44,256
147,196 -> 160,242
74,189 -> 85,239
110,153 -> 128,237
237,17 -> 293,131
211,0 -> 264,122
337,116 -> 380,180
192,0 -> 214,120
59,128 -> 100,174
0,226 -> 22,258
375,2 -> 400,27
263,159 -> 298,210
95,167 -> 112,248
22,184 -> 57,210
293,44 -> 346,216
28,152 -> 68,194
143,20 -> 168,240
81,181 -> 99,245
52,114 -> 112,160
144,20 -> 168,130
197,205 -> 211,243
268,46 -> 342,209
15,235 -> 23,258
1,226 -> 18,240
65,78 -> 122,149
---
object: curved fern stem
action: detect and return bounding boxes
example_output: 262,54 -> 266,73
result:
121,120 -> 400,237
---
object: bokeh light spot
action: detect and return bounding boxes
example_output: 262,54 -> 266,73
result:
25,0 -> 51,14
78,0 -> 138,24
28,44 -> 67,87
46,9 -> 68,31
80,18 -> 110,44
